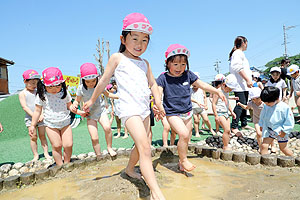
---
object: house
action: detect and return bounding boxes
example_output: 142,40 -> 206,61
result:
0,57 -> 14,94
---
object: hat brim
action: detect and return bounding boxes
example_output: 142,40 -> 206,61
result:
44,80 -> 65,86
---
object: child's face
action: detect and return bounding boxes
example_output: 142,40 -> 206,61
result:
222,84 -> 232,93
252,97 -> 262,105
167,56 -> 187,77
85,78 -> 97,89
45,84 -> 62,94
25,79 -> 39,90
271,71 -> 280,81
291,71 -> 299,79
121,31 -> 149,58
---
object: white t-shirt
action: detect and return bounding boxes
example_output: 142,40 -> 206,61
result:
292,75 -> 300,97
114,54 -> 151,118
35,91 -> 72,128
265,79 -> 287,101
229,49 -> 252,92
216,88 -> 229,113
191,88 -> 204,109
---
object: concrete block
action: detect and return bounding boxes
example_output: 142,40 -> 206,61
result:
35,169 -> 50,181
195,145 -> 203,155
3,175 -> 19,189
261,154 -> 277,166
49,165 -> 62,177
188,143 -> 196,152
20,172 -> 35,185
295,157 -> 300,166
202,147 -> 213,158
232,152 -> 246,163
277,156 -> 295,167
221,150 -> 233,161
246,153 -> 261,165
212,149 -> 222,159
85,157 -> 97,166
0,178 -> 3,191
73,159 -> 86,169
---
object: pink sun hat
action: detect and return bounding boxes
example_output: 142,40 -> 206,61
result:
42,67 -> 65,86
122,13 -> 153,35
165,44 -> 190,59
22,69 -> 41,80
106,84 -> 113,91
80,63 -> 99,80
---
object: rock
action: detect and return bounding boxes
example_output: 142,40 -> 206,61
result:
3,175 -> 19,189
13,162 -> 24,170
8,169 -> 19,177
35,169 -> 50,181
277,156 -> 295,167
49,165 -> 62,177
63,162 -> 75,172
0,164 -> 12,173
246,153 -> 261,165
125,148 -> 132,156
117,148 -> 126,157
0,178 -> 3,191
77,153 -> 87,160
221,150 -> 233,161
87,152 -> 96,158
20,172 -> 35,185
71,155 -> 78,160
232,152 -> 246,163
102,150 -> 108,156
167,146 -> 177,154
261,154 -> 277,166
85,157 -> 97,166
73,160 -> 86,169
212,149 -> 222,159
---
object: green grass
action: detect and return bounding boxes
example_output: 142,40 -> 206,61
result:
1,94 -> 299,165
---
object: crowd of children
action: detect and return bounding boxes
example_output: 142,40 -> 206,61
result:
6,12 -> 299,200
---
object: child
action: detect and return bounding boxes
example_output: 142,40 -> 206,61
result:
191,72 -> 216,137
29,67 -> 85,166
287,64 -> 300,116
83,13 -> 165,200
71,63 -> 118,157
156,44 -> 226,172
237,87 -> 264,151
19,70 -> 51,161
211,74 -> 237,151
266,67 -> 287,102
252,71 -> 264,89
259,86 -> 294,156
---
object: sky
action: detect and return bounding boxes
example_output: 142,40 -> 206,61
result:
1,0 -> 300,93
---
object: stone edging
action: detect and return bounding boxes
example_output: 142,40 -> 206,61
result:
1,144 -> 300,192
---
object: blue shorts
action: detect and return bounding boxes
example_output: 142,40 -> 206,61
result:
266,127 -> 289,143
217,112 -> 229,119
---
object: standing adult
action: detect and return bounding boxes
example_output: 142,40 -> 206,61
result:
229,36 -> 253,136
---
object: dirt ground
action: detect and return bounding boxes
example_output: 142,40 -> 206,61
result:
1,153 -> 300,200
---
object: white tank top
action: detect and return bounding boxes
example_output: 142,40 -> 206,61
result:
114,54 -> 151,118
24,89 -> 37,120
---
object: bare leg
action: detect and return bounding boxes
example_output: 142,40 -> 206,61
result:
46,127 -> 63,166
170,129 -> 176,146
254,123 -> 262,152
114,116 -> 121,138
279,142 -> 293,156
61,125 -> 73,164
99,113 -> 116,156
261,137 -> 273,155
28,127 -> 39,161
125,116 -> 165,200
219,116 -> 231,151
37,126 -> 51,159
167,116 -> 195,171
193,114 -> 200,137
161,117 -> 170,147
123,126 -> 129,139
201,113 -> 216,135
87,119 -> 101,156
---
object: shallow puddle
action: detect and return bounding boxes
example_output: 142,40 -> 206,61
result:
1,156 -> 300,200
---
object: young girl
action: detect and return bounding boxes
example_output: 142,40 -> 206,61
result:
156,44 -> 226,172
266,67 -> 287,102
19,69 -> 51,161
29,67 -> 85,166
237,87 -> 264,151
211,74 -> 237,151
191,72 -> 216,137
83,13 -> 165,200
252,71 -> 264,90
259,86 -> 294,156
71,63 -> 117,157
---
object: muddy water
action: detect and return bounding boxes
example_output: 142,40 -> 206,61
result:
1,156 -> 300,200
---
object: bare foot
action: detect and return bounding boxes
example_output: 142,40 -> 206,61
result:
162,144 -> 168,148
231,128 -> 243,137
114,134 -> 120,139
210,129 -> 216,136
32,156 -> 39,162
242,125 -> 255,130
125,168 -> 142,179
223,146 -> 232,151
179,160 -> 196,172
44,154 -> 52,160
107,148 -> 117,157
122,134 -> 129,139
195,133 -> 201,138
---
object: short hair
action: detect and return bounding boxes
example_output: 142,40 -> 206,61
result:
260,86 -> 280,103
82,78 -> 98,90
164,54 -> 189,72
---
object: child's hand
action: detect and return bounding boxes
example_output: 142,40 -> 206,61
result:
28,125 -> 35,137
237,102 -> 241,107
197,102 -> 205,108
246,80 -> 253,88
279,131 -> 286,138
70,104 -> 78,113
231,112 -> 236,119
155,104 -> 165,121
38,115 -> 44,123
83,100 -> 93,112
233,97 -> 239,101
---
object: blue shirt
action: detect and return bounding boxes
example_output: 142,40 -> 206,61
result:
259,101 -> 294,138
156,71 -> 198,115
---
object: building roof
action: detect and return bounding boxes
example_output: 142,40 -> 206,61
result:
0,57 -> 14,65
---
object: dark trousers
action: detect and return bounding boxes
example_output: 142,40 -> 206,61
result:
231,91 -> 249,129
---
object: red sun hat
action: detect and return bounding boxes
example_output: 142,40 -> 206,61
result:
165,44 -> 190,59
80,63 -> 99,80
22,69 -> 41,80
42,67 -> 65,86
122,13 -> 153,35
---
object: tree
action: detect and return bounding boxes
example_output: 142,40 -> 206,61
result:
94,38 -> 110,75
264,54 -> 300,73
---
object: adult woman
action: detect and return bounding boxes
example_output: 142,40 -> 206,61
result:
229,36 -> 253,136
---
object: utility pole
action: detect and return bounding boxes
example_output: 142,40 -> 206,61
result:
214,60 -> 221,74
283,24 -> 296,58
